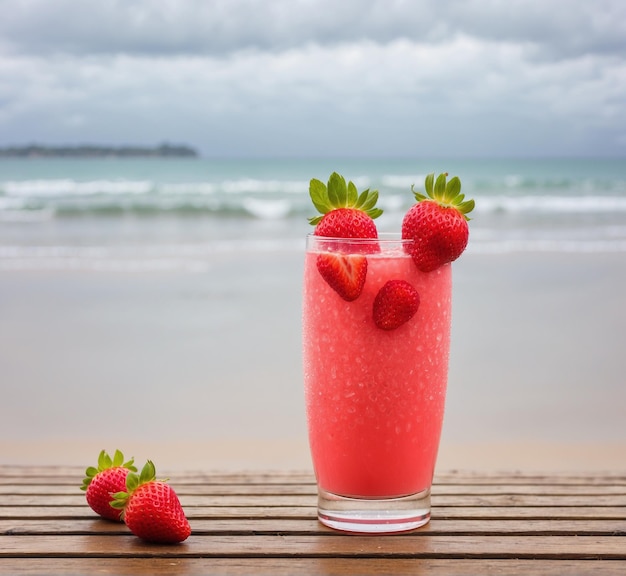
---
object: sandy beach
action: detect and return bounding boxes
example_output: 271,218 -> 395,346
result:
2,249 -> 625,473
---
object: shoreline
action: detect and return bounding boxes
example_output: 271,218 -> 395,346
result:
2,439 -> 625,474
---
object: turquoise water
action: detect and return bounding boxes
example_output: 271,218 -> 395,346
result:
1,157 -> 625,271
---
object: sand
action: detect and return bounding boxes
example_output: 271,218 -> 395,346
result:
1,250 -> 625,472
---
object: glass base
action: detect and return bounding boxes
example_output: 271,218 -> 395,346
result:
317,486 -> 431,533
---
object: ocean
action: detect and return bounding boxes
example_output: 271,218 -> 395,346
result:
1,157 -> 625,271
1,157 -> 625,470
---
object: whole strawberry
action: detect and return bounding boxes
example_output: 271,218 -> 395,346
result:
111,460 -> 191,544
373,279 -> 420,330
309,172 -> 382,238
402,172 -> 474,272
80,449 -> 137,521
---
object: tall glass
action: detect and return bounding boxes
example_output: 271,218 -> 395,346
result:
302,234 -> 451,533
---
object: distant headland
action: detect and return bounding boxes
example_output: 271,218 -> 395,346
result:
0,143 -> 199,158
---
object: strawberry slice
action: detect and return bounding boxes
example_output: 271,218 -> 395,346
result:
373,280 -> 420,330
316,253 -> 368,302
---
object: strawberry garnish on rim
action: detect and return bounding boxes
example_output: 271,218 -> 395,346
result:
309,171 -> 382,239
309,172 -> 382,301
401,172 -> 474,273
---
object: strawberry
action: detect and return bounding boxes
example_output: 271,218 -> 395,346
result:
309,172 -> 382,300
80,449 -> 137,521
111,460 -> 191,544
401,172 -> 474,272
373,280 -> 420,330
309,171 -> 382,238
316,253 -> 368,302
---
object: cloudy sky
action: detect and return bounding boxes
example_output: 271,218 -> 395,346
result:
1,0 -> 625,157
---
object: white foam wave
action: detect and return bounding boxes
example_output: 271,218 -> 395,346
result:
3,179 -> 153,197
219,179 -> 307,194
242,198 -> 292,219
160,182 -> 218,195
475,195 -> 626,213
1,175 -> 625,219
381,174 -> 426,188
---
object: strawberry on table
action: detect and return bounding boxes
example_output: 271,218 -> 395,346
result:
402,172 -> 474,272
309,172 -> 382,301
111,460 -> 191,544
81,449 -> 137,521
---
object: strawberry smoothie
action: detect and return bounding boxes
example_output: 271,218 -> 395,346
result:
303,235 -> 451,501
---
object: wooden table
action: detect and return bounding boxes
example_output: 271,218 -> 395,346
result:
1,466 -> 625,575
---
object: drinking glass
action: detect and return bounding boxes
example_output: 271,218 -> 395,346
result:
302,234 -> 451,533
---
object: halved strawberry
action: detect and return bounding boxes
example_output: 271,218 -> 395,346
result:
373,280 -> 420,330
402,172 -> 474,272
316,253 -> 368,302
309,172 -> 382,239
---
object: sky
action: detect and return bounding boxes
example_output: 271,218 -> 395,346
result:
0,0 -> 625,158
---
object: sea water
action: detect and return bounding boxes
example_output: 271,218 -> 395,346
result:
1,157 -> 625,272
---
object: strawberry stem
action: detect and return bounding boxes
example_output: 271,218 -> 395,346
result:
412,172 -> 474,221
308,171 -> 383,225
81,449 -> 137,491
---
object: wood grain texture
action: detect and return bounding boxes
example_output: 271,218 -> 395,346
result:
1,467 -> 625,575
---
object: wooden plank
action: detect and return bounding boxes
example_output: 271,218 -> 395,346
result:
1,558 -> 625,576
3,505 -> 626,520
4,493 -> 626,507
1,534 -> 626,559
1,518 -> 625,536
3,483 -> 626,496
1,467 -> 625,575
0,469 -> 316,484
1,467 -> 625,484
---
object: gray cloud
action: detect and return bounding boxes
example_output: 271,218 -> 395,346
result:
1,0 -> 625,60
0,0 -> 625,157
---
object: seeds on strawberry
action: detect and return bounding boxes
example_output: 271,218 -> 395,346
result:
81,449 -> 137,522
111,460 -> 191,544
316,253 -> 368,302
373,280 -> 420,331
402,172 -> 474,272
315,207 -> 379,239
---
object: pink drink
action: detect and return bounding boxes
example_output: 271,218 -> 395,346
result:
303,235 -> 451,502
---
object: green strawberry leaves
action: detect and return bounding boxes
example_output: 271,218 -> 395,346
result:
309,171 -> 383,225
309,178 -> 330,215
81,449 -> 137,491
413,172 -> 474,220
